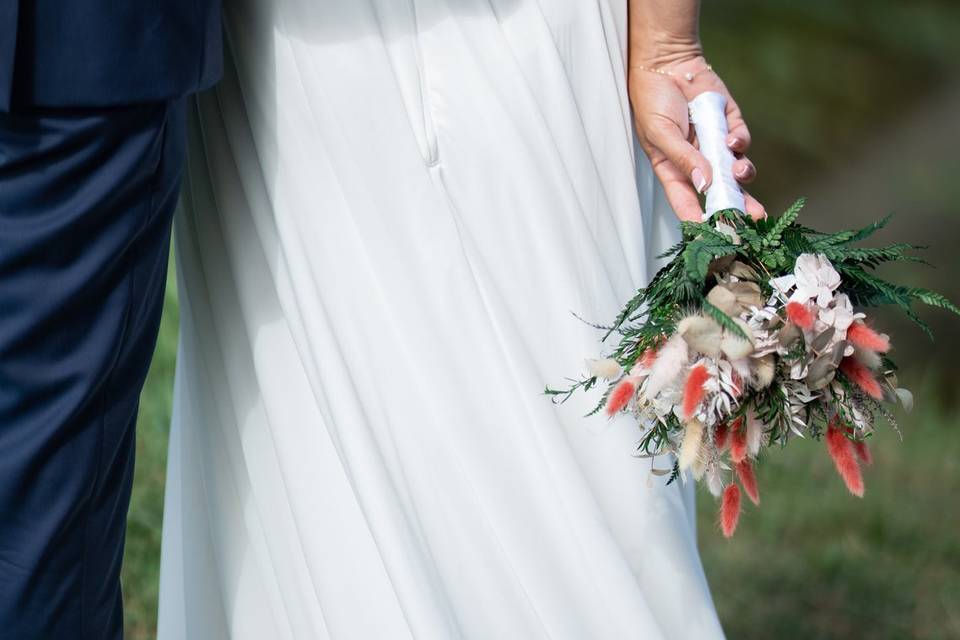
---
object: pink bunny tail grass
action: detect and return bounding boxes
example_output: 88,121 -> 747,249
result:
605,378 -> 637,417
786,301 -> 815,331
826,424 -> 865,497
720,484 -> 742,538
682,364 -> 710,420
729,416 -> 747,464
853,439 -> 873,466
847,321 -> 890,353
639,347 -> 658,369
735,459 -> 760,505
714,422 -> 730,450
839,357 -> 884,400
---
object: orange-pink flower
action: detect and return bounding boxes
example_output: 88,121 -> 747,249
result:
826,422 -> 865,497
839,357 -> 883,400
729,416 -> 747,464
847,320 -> 890,353
639,347 -> 658,369
735,459 -> 760,505
714,422 -> 730,450
682,364 -> 710,419
786,301 -> 815,331
720,484 -> 742,538
605,378 -> 637,417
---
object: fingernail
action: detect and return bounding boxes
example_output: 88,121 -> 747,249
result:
728,136 -> 741,149
735,164 -> 751,178
692,168 -> 708,194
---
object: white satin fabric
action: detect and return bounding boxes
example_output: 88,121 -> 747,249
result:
688,92 -> 746,218
157,1 -> 725,638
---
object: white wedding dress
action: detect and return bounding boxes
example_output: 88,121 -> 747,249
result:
157,1 -> 725,638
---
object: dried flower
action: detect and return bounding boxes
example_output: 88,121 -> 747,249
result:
707,282 -> 763,317
548,197 -> 958,538
753,354 -> 776,389
785,301 -> 815,331
839,357 -> 883,400
826,422 -> 864,497
678,420 -> 705,471
682,364 -> 711,419
719,319 -> 755,359
587,358 -> 623,380
791,253 -> 843,307
846,321 -> 890,353
818,293 -> 862,337
720,484 -> 742,537
735,459 -> 760,505
645,334 -> 689,398
678,314 -> 723,358
745,411 -> 764,458
714,422 -> 730,450
895,388 -> 914,412
605,377 -> 638,416
729,417 -> 747,464
715,220 -> 741,245
706,463 -> 725,498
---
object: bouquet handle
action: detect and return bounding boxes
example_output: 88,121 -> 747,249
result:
688,91 -> 746,219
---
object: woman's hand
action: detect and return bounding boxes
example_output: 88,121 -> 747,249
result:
628,53 -> 766,222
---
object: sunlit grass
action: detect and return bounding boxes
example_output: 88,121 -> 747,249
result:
697,373 -> 960,639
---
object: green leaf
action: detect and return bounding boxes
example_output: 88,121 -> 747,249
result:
764,197 -> 806,244
656,241 -> 685,260
909,288 -> 960,316
702,299 -> 749,340
810,214 -> 894,250
848,214 -> 894,243
820,242 -> 927,267
682,235 -> 737,284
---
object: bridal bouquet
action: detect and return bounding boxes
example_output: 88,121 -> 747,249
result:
547,92 -> 959,537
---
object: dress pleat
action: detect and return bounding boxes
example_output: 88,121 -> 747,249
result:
158,2 -> 726,638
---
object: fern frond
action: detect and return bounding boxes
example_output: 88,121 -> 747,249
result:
764,197 -> 806,243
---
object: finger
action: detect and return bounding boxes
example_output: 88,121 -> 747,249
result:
733,157 -> 756,184
724,96 -> 751,153
742,190 -> 766,221
650,156 -> 704,222
645,117 -> 712,194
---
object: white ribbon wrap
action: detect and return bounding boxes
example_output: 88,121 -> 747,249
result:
688,91 -> 746,219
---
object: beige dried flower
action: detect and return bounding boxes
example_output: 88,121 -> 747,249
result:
678,315 -> 723,358
678,420 -> 705,471
586,357 -> 623,381
720,319 -> 755,359
754,354 -> 776,389
707,282 -> 764,317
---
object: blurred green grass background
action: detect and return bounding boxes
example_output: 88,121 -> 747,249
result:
122,1 -> 960,637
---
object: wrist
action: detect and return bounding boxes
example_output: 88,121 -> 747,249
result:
630,31 -> 704,69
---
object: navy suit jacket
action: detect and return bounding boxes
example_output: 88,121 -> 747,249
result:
0,0 -> 221,111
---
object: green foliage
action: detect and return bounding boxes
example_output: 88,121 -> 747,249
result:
765,197 -> 806,241
546,196 -> 959,426
718,200 -> 958,337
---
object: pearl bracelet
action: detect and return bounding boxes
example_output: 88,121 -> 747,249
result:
632,63 -> 714,83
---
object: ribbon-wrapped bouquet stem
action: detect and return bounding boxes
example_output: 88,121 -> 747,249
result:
547,91 -> 959,537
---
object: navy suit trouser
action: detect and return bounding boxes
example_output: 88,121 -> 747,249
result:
0,98 -> 186,639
